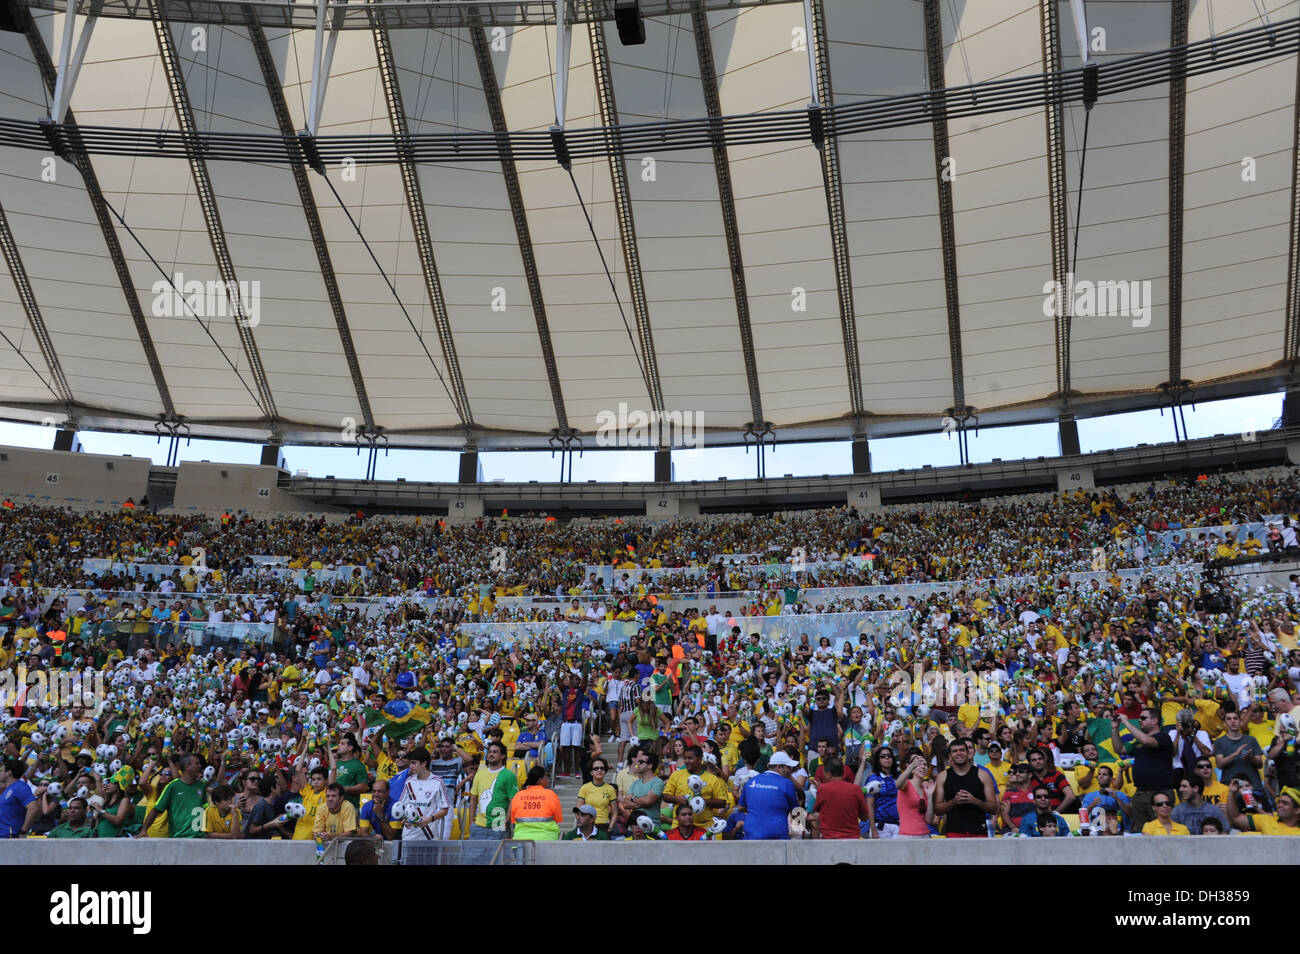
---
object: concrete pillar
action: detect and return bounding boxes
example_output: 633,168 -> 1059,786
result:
654,448 -> 673,483
851,436 -> 871,474
847,483 -> 880,509
1058,415 -> 1081,457
458,451 -> 482,484
259,444 -> 284,469
645,495 -> 679,517
1057,465 -> 1094,492
446,496 -> 484,523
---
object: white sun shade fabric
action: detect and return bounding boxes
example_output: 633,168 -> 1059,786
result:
0,0 -> 1293,445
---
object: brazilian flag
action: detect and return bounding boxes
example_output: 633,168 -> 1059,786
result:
362,699 -> 432,740
1085,717 -> 1134,763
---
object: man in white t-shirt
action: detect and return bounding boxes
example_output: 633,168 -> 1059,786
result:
392,746 -> 449,841
706,606 -> 724,638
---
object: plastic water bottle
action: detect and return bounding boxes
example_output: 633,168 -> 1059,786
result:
986,815 -> 996,839
315,837 -> 325,863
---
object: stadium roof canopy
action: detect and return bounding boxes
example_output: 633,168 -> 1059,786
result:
0,0 -> 1298,451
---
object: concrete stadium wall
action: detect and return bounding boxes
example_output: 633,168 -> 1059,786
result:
0,840 -> 322,865
171,463 -> 326,514
0,446 -> 150,507
3,837 -> 1295,866
532,837 -> 1300,865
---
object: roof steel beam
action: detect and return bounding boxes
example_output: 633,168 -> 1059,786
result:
807,0 -> 864,421
587,3 -> 666,421
367,6 -> 475,436
19,0 -> 793,31
148,0 -> 278,422
1167,0 -> 1189,388
1286,18 -> 1300,369
468,9 -> 570,432
0,201 -> 75,407
49,0 -> 102,124
922,0 -> 968,423
1040,0 -> 1071,400
19,4 -> 177,418
244,15 -> 375,430
689,0 -> 764,427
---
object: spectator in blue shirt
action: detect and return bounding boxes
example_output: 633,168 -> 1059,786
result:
0,759 -> 37,838
360,778 -> 398,840
1080,766 -> 1133,829
310,634 -> 330,669
739,751 -> 800,839
514,713 -> 547,769
1020,786 -> 1070,836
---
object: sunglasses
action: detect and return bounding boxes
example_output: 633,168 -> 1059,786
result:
1153,801 -> 1171,807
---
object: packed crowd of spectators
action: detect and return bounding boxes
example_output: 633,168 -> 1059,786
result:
2,468 -> 1300,848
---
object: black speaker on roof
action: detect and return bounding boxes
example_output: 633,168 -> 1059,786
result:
614,0 -> 646,46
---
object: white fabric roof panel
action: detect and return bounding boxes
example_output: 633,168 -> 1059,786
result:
710,7 -> 849,425
824,1 -> 953,415
392,27 -> 557,433
498,24 -> 655,431
54,14 -> 268,420
1179,0 -> 1297,384
166,24 -> 365,428
285,25 -> 461,431
0,33 -> 159,415
605,18 -> 753,426
1060,1 -> 1173,398
0,1 -> 1293,443
944,3 -> 1057,410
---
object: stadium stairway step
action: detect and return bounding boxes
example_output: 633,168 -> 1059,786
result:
549,774 -> 587,834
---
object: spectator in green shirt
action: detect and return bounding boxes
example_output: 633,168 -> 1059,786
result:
47,797 -> 95,838
563,805 -> 609,840
333,733 -> 370,810
140,755 -> 209,838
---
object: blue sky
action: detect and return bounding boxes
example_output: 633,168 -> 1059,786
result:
0,391 -> 1280,483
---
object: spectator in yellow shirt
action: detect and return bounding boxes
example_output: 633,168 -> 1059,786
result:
1225,782 -> 1300,835
1141,794 -> 1190,835
315,783 -> 360,840
202,785 -> 242,839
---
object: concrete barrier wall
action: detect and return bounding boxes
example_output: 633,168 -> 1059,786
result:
0,839 -> 322,865
0,446 -> 151,507
533,837 -> 1300,865
3,837 -> 1296,866
172,462 -> 323,513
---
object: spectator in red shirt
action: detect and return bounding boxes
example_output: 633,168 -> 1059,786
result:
998,763 -> 1036,833
1027,747 -> 1077,813
811,757 -> 870,839
813,743 -> 856,784
666,804 -> 707,841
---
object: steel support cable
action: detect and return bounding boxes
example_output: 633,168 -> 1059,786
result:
99,199 -> 269,417
563,166 -> 655,413
315,172 -> 464,425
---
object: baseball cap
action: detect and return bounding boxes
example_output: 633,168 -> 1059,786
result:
769,751 -> 798,768
575,804 -> 597,817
